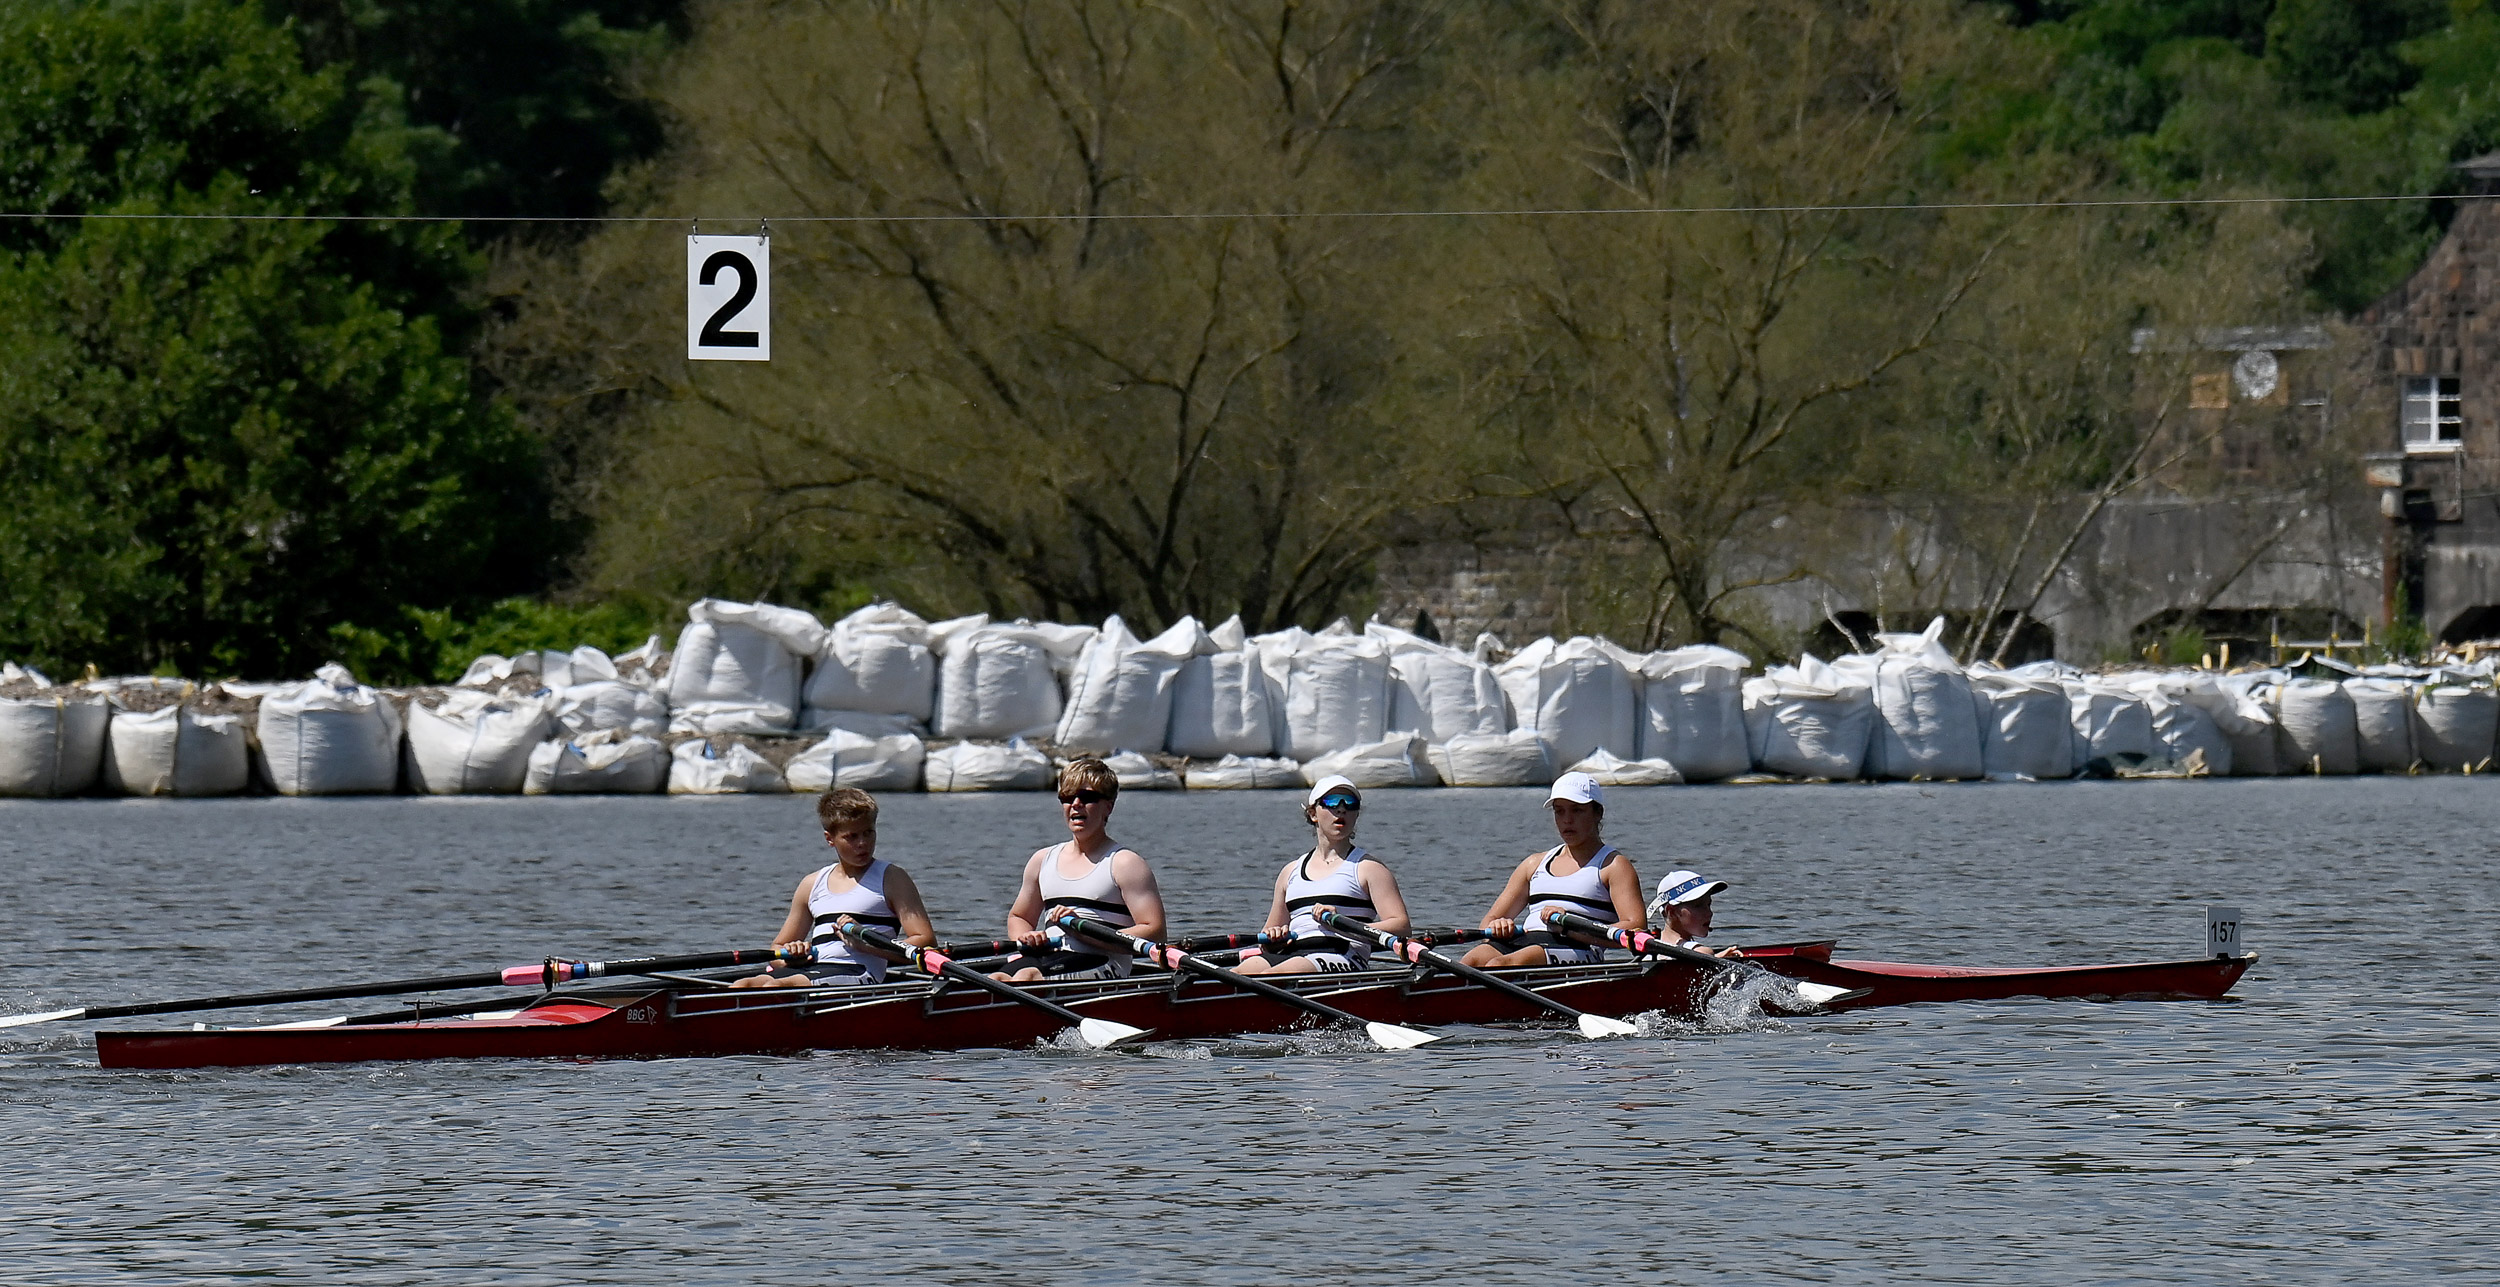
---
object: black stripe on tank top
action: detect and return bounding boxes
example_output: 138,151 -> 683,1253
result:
1051,897 -> 1131,915
1285,895 -> 1376,912
1533,892 -> 1618,912
813,913 -> 903,928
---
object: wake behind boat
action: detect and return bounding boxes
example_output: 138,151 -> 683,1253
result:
87,941 -> 2256,1070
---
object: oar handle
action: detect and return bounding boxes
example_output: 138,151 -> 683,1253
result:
937,930 -> 1279,958
1053,915 -> 1369,1026
1320,910 -> 1596,1022
499,945 -> 813,990
1544,911 -> 1723,966
848,925 -> 1094,1027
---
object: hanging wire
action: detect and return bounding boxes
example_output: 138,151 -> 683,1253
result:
0,191 -> 2477,226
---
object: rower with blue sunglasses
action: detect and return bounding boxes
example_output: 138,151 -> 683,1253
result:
1232,775 -> 1411,976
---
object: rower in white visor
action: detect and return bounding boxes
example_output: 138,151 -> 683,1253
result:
1233,775 -> 1411,976
1461,772 -> 1648,968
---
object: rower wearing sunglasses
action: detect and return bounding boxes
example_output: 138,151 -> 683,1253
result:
1460,771 -> 1648,968
993,757 -> 1168,982
1233,775 -> 1411,976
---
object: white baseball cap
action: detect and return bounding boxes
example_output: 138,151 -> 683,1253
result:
1306,775 -> 1360,807
1648,870 -> 1728,916
1546,772 -> 1604,806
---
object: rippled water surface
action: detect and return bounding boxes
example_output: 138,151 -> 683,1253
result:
4,780 -> 2495,1284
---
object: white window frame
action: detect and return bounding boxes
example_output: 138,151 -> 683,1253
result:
2402,375 -> 2462,453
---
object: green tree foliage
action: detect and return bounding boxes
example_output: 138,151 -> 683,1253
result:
0,0 -> 550,680
267,0 -> 684,229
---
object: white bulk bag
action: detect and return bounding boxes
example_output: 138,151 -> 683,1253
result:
1742,656 -> 1873,779
1839,622 -> 1984,781
1426,729 -> 1552,787
1300,733 -> 1440,790
1496,636 -> 1640,769
806,711 -> 926,738
1168,615 -> 1276,758
2344,678 -> 2417,772
0,687 -> 110,797
1101,750 -> 1182,791
103,704 -> 250,797
2134,682 -> 2231,775
554,679 -> 668,739
1367,622 -> 1507,742
1634,645 -> 1750,781
1055,616 -> 1203,754
667,738 -> 787,794
2065,679 -> 2155,766
2273,678 -> 2358,774
2211,674 -> 2283,775
785,728 -> 926,793
1182,754 -> 1303,789
525,733 -> 667,794
924,737 -> 1055,792
405,690 -> 555,794
1254,626 -> 1394,762
803,603 -> 937,727
1566,747 -> 1684,786
2412,686 -> 2496,770
1969,671 -> 2072,780
931,617 -> 1092,741
257,664 -> 403,796
667,598 -> 825,734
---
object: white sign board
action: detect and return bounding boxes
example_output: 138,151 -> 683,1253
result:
686,235 -> 769,361
2205,905 -> 2244,958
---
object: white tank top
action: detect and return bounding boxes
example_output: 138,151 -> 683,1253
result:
1285,847 -> 1378,958
1038,843 -> 1134,954
1522,844 -> 1620,935
807,860 -> 898,981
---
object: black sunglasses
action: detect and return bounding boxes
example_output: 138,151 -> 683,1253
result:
1058,789 -> 1112,804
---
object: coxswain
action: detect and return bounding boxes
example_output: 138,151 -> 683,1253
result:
1460,771 -> 1646,967
993,757 -> 1168,982
1233,775 -> 1411,975
1648,870 -> 1743,958
731,787 -> 936,988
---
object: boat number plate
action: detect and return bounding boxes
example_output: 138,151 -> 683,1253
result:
2205,906 -> 2243,958
625,1006 -> 659,1024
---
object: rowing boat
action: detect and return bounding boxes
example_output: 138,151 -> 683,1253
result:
91,945 -> 2257,1070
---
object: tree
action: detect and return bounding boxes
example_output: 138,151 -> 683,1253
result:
494,0 -> 1468,630
0,1 -> 550,679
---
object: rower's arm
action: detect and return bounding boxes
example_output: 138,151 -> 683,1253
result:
770,876 -> 812,951
885,868 -> 937,949
1004,852 -> 1047,940
1111,850 -> 1167,942
1358,862 -> 1412,937
1477,857 -> 1537,930
1258,865 -> 1292,938
1601,853 -> 1648,932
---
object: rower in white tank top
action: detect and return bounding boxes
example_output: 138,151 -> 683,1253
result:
998,761 -> 1169,984
1460,772 -> 1642,971
1235,776 -> 1412,977
805,859 -> 901,983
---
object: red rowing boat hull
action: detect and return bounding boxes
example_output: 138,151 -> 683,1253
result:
93,948 -> 2257,1070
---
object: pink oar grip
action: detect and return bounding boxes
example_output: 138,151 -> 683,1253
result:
501,965 -> 543,986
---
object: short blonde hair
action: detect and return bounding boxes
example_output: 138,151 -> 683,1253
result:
1056,756 -> 1119,801
817,787 -> 878,831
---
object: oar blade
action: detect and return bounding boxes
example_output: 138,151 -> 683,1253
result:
1363,1021 -> 1441,1050
1792,982 -> 1864,1007
1076,1018 -> 1151,1049
1576,1012 -> 1640,1039
0,1008 -> 85,1030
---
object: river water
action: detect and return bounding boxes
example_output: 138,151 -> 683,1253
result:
2,780 -> 2493,1283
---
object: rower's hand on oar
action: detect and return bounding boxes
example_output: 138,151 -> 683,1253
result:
1484,917 -> 1518,939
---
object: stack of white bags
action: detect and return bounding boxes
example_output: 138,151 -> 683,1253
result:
11,606 -> 2500,797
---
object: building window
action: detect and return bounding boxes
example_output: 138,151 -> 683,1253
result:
2402,375 -> 2462,451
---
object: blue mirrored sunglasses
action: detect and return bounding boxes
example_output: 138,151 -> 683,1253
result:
1317,792 -> 1361,811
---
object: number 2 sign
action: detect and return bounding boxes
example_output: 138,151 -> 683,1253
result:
687,234 -> 769,361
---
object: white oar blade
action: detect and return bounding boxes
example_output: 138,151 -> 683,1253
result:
1793,982 -> 1856,1007
1576,1012 -> 1640,1039
0,1008 -> 84,1030
1076,1018 -> 1151,1049
1364,1022 -> 1441,1050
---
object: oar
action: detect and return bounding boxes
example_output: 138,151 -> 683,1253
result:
0,945 -> 814,1030
1053,916 -> 1439,1050
842,924 -> 1147,1050
939,930 -> 1274,959
1542,912 -> 1865,1009
1316,910 -> 1637,1038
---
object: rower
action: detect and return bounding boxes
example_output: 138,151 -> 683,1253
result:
1649,870 -> 1743,959
1233,775 -> 1411,976
993,757 -> 1168,982
1459,772 -> 1646,968
731,787 -> 936,989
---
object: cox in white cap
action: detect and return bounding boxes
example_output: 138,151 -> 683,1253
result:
1648,870 -> 1730,948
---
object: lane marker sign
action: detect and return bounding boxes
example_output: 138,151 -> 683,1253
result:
687,233 -> 770,361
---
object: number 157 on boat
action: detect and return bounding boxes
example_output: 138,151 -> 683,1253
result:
2205,906 -> 2244,958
